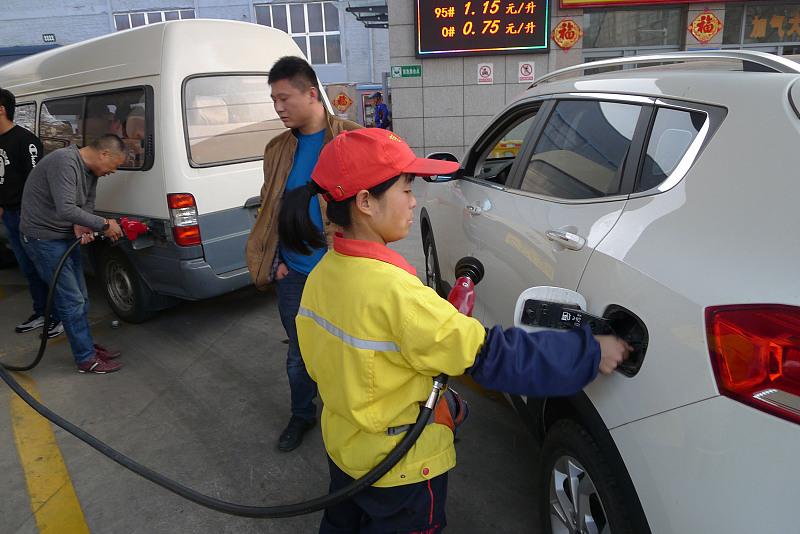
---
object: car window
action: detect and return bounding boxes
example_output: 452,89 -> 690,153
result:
14,103 -> 36,133
520,100 -> 641,200
184,75 -> 285,167
637,107 -> 705,192
85,88 -> 148,170
40,97 -> 84,155
471,111 -> 538,186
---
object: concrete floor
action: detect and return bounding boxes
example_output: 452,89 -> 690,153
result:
0,228 -> 541,534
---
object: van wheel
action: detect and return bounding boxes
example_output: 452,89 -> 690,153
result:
539,420 -> 635,534
99,248 -> 155,324
423,227 -> 443,297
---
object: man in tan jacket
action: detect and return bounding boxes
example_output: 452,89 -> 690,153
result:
246,56 -> 360,452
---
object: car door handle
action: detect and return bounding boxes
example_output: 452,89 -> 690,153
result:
466,200 -> 491,216
546,230 -> 586,251
466,203 -> 483,216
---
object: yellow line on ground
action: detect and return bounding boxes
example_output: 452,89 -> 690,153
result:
9,372 -> 90,534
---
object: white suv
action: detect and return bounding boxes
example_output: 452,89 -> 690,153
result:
417,51 -> 800,534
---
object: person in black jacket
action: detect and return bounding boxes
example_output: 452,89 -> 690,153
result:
0,87 -> 63,338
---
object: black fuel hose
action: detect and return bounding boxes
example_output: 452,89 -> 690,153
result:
0,236 -> 449,518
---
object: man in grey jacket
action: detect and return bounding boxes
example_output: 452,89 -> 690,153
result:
20,134 -> 126,373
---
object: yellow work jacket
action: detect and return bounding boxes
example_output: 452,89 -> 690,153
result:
297,234 -> 486,487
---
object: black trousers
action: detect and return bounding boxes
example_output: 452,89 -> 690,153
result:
319,457 -> 448,534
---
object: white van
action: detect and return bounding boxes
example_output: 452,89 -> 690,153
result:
0,20 -> 328,321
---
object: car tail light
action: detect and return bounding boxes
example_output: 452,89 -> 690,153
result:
706,304 -> 800,424
167,193 -> 201,247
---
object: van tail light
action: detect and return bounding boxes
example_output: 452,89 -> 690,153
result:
167,193 -> 201,247
706,305 -> 800,424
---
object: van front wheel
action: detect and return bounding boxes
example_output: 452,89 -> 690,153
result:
99,248 -> 155,323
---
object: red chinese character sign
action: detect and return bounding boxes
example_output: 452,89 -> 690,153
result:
333,92 -> 353,113
552,18 -> 582,51
689,11 -> 723,44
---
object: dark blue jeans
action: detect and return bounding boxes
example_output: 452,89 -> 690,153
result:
320,457 -> 448,533
2,209 -> 54,319
276,269 -> 317,420
22,235 -> 94,364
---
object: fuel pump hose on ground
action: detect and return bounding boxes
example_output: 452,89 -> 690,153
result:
0,236 -> 449,518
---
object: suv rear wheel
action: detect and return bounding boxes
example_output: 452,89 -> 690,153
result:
539,420 -> 635,534
99,248 -> 155,323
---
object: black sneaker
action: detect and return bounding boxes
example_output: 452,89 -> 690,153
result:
15,314 -> 44,333
46,321 -> 64,339
277,416 -> 316,452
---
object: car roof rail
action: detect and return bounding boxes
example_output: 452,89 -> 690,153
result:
528,50 -> 800,89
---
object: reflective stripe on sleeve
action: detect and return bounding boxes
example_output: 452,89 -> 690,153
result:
298,307 -> 400,352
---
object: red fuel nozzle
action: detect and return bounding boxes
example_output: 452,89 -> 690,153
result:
446,257 -> 484,318
119,217 -> 150,241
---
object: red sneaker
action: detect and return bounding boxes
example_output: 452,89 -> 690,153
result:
78,356 -> 123,374
94,344 -> 122,361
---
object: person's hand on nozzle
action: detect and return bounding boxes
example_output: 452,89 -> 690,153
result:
103,218 -> 123,242
73,224 -> 95,245
595,335 -> 633,375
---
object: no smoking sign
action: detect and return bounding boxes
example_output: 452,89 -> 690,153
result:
478,63 -> 494,85
518,61 -> 535,83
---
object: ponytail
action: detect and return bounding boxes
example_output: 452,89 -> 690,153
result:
278,181 -> 326,255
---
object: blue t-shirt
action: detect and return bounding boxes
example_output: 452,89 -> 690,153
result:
279,129 -> 327,275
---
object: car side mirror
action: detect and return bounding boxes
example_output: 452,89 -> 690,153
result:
423,151 -> 460,183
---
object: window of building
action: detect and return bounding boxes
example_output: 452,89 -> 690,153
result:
637,107 -> 705,193
39,88 -> 150,170
14,103 -> 36,133
114,8 -> 195,31
183,75 -> 285,167
583,7 -> 685,49
254,2 -> 342,64
520,100 -> 641,200
723,2 -> 800,48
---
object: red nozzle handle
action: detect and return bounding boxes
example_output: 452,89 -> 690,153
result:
119,217 -> 150,241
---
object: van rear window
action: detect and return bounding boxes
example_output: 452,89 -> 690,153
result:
183,75 -> 285,167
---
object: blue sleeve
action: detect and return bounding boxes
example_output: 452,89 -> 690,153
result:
468,324 -> 600,397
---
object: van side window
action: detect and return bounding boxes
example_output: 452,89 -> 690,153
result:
40,97 -> 84,155
14,103 -> 36,133
637,107 -> 705,193
184,75 -> 284,167
520,100 -> 640,200
85,88 -> 148,169
40,89 -> 148,169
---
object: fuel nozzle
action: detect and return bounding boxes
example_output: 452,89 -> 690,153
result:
447,256 -> 484,317
118,217 -> 150,241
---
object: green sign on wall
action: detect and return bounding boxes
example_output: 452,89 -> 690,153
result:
391,65 -> 422,78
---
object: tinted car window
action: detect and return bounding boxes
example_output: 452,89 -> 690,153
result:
472,111 -> 538,186
521,100 -> 640,200
637,107 -> 705,192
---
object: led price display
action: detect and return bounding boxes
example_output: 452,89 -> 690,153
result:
416,0 -> 550,57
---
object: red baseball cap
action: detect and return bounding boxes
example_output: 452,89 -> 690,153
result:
311,128 -> 460,201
